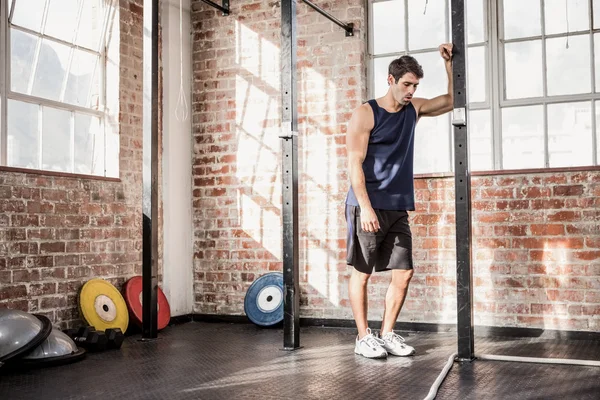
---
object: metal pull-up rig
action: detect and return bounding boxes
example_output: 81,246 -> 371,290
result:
199,0 -> 353,37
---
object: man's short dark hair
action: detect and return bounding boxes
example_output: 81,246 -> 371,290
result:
388,55 -> 424,82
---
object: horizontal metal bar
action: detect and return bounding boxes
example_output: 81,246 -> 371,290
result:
501,92 -> 600,107
502,29 -> 599,44
301,0 -> 353,36
199,0 -> 229,15
370,42 -> 486,59
7,90 -> 105,116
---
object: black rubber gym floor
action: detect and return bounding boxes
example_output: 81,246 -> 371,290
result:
1,322 -> 599,399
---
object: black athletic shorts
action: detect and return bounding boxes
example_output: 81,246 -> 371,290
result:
345,204 -> 413,274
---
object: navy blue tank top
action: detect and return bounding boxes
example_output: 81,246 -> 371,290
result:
346,99 -> 417,211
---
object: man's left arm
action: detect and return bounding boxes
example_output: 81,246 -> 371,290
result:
412,43 -> 454,118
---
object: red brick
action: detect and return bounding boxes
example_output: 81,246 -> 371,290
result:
0,271 -> 12,283
586,238 -> 600,248
513,237 -> 583,249
0,299 -> 29,311
530,224 -> 565,236
547,211 -> 581,222
545,290 -> 584,302
572,251 -> 600,261
493,225 -> 528,236
478,212 -> 511,223
40,242 -> 66,253
497,303 -> 530,314
516,186 -> 551,198
531,199 -> 565,209
40,297 -> 68,310
0,284 -> 27,300
553,185 -> 584,196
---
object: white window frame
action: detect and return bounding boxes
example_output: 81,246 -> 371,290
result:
368,0 -> 600,172
1,0 -> 114,177
0,1 -> 8,163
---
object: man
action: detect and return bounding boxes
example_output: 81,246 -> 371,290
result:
346,43 -> 454,359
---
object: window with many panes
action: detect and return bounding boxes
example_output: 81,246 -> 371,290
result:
0,0 -> 117,177
369,0 -> 600,174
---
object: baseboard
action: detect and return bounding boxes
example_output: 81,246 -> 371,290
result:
186,314 -> 600,341
473,325 -> 600,341
168,314 -> 194,325
191,313 -> 251,324
300,318 -> 457,333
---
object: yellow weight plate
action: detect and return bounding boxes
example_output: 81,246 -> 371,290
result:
79,279 -> 129,333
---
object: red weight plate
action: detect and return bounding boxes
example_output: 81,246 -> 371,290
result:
123,276 -> 171,331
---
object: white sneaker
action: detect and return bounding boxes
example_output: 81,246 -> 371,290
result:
354,328 -> 387,359
380,331 -> 415,356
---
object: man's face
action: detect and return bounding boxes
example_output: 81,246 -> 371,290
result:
388,72 -> 419,105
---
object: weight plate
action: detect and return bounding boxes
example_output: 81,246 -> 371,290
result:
123,276 -> 171,331
79,279 -> 129,333
244,272 -> 284,327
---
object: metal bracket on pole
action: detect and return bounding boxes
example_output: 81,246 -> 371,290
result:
199,0 -> 230,15
452,107 -> 466,126
301,0 -> 354,36
278,130 -> 298,139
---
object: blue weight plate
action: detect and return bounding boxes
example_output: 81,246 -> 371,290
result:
244,272 -> 284,327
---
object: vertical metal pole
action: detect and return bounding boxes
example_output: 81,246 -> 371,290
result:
280,0 -> 300,350
450,0 -> 474,361
142,0 -> 159,339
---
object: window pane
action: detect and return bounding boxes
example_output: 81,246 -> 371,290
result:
11,0 -> 45,32
468,109 -> 493,171
544,0 -> 589,35
77,0 -> 108,50
467,0 -> 485,44
595,34 -> 600,92
65,51 -> 99,107
42,107 -> 71,172
408,0 -> 446,50
547,102 -> 593,167
546,35 -> 591,96
468,45 -> 486,103
595,0 -> 600,29
502,0 -> 541,39
75,114 -> 104,175
411,51 -> 446,100
504,40 -> 543,99
10,28 -> 38,94
372,0 -> 405,55
44,0 -> 80,43
596,101 -> 600,163
32,39 -> 70,101
414,115 -> 451,174
502,105 -> 544,169
7,100 -> 40,169
373,56 -> 396,98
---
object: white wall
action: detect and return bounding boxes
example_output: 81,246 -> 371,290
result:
161,0 -> 194,316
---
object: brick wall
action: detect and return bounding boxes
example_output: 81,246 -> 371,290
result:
191,0 -> 366,315
191,0 -> 600,332
0,0 -> 146,329
470,172 -> 600,331
407,171 -> 600,331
